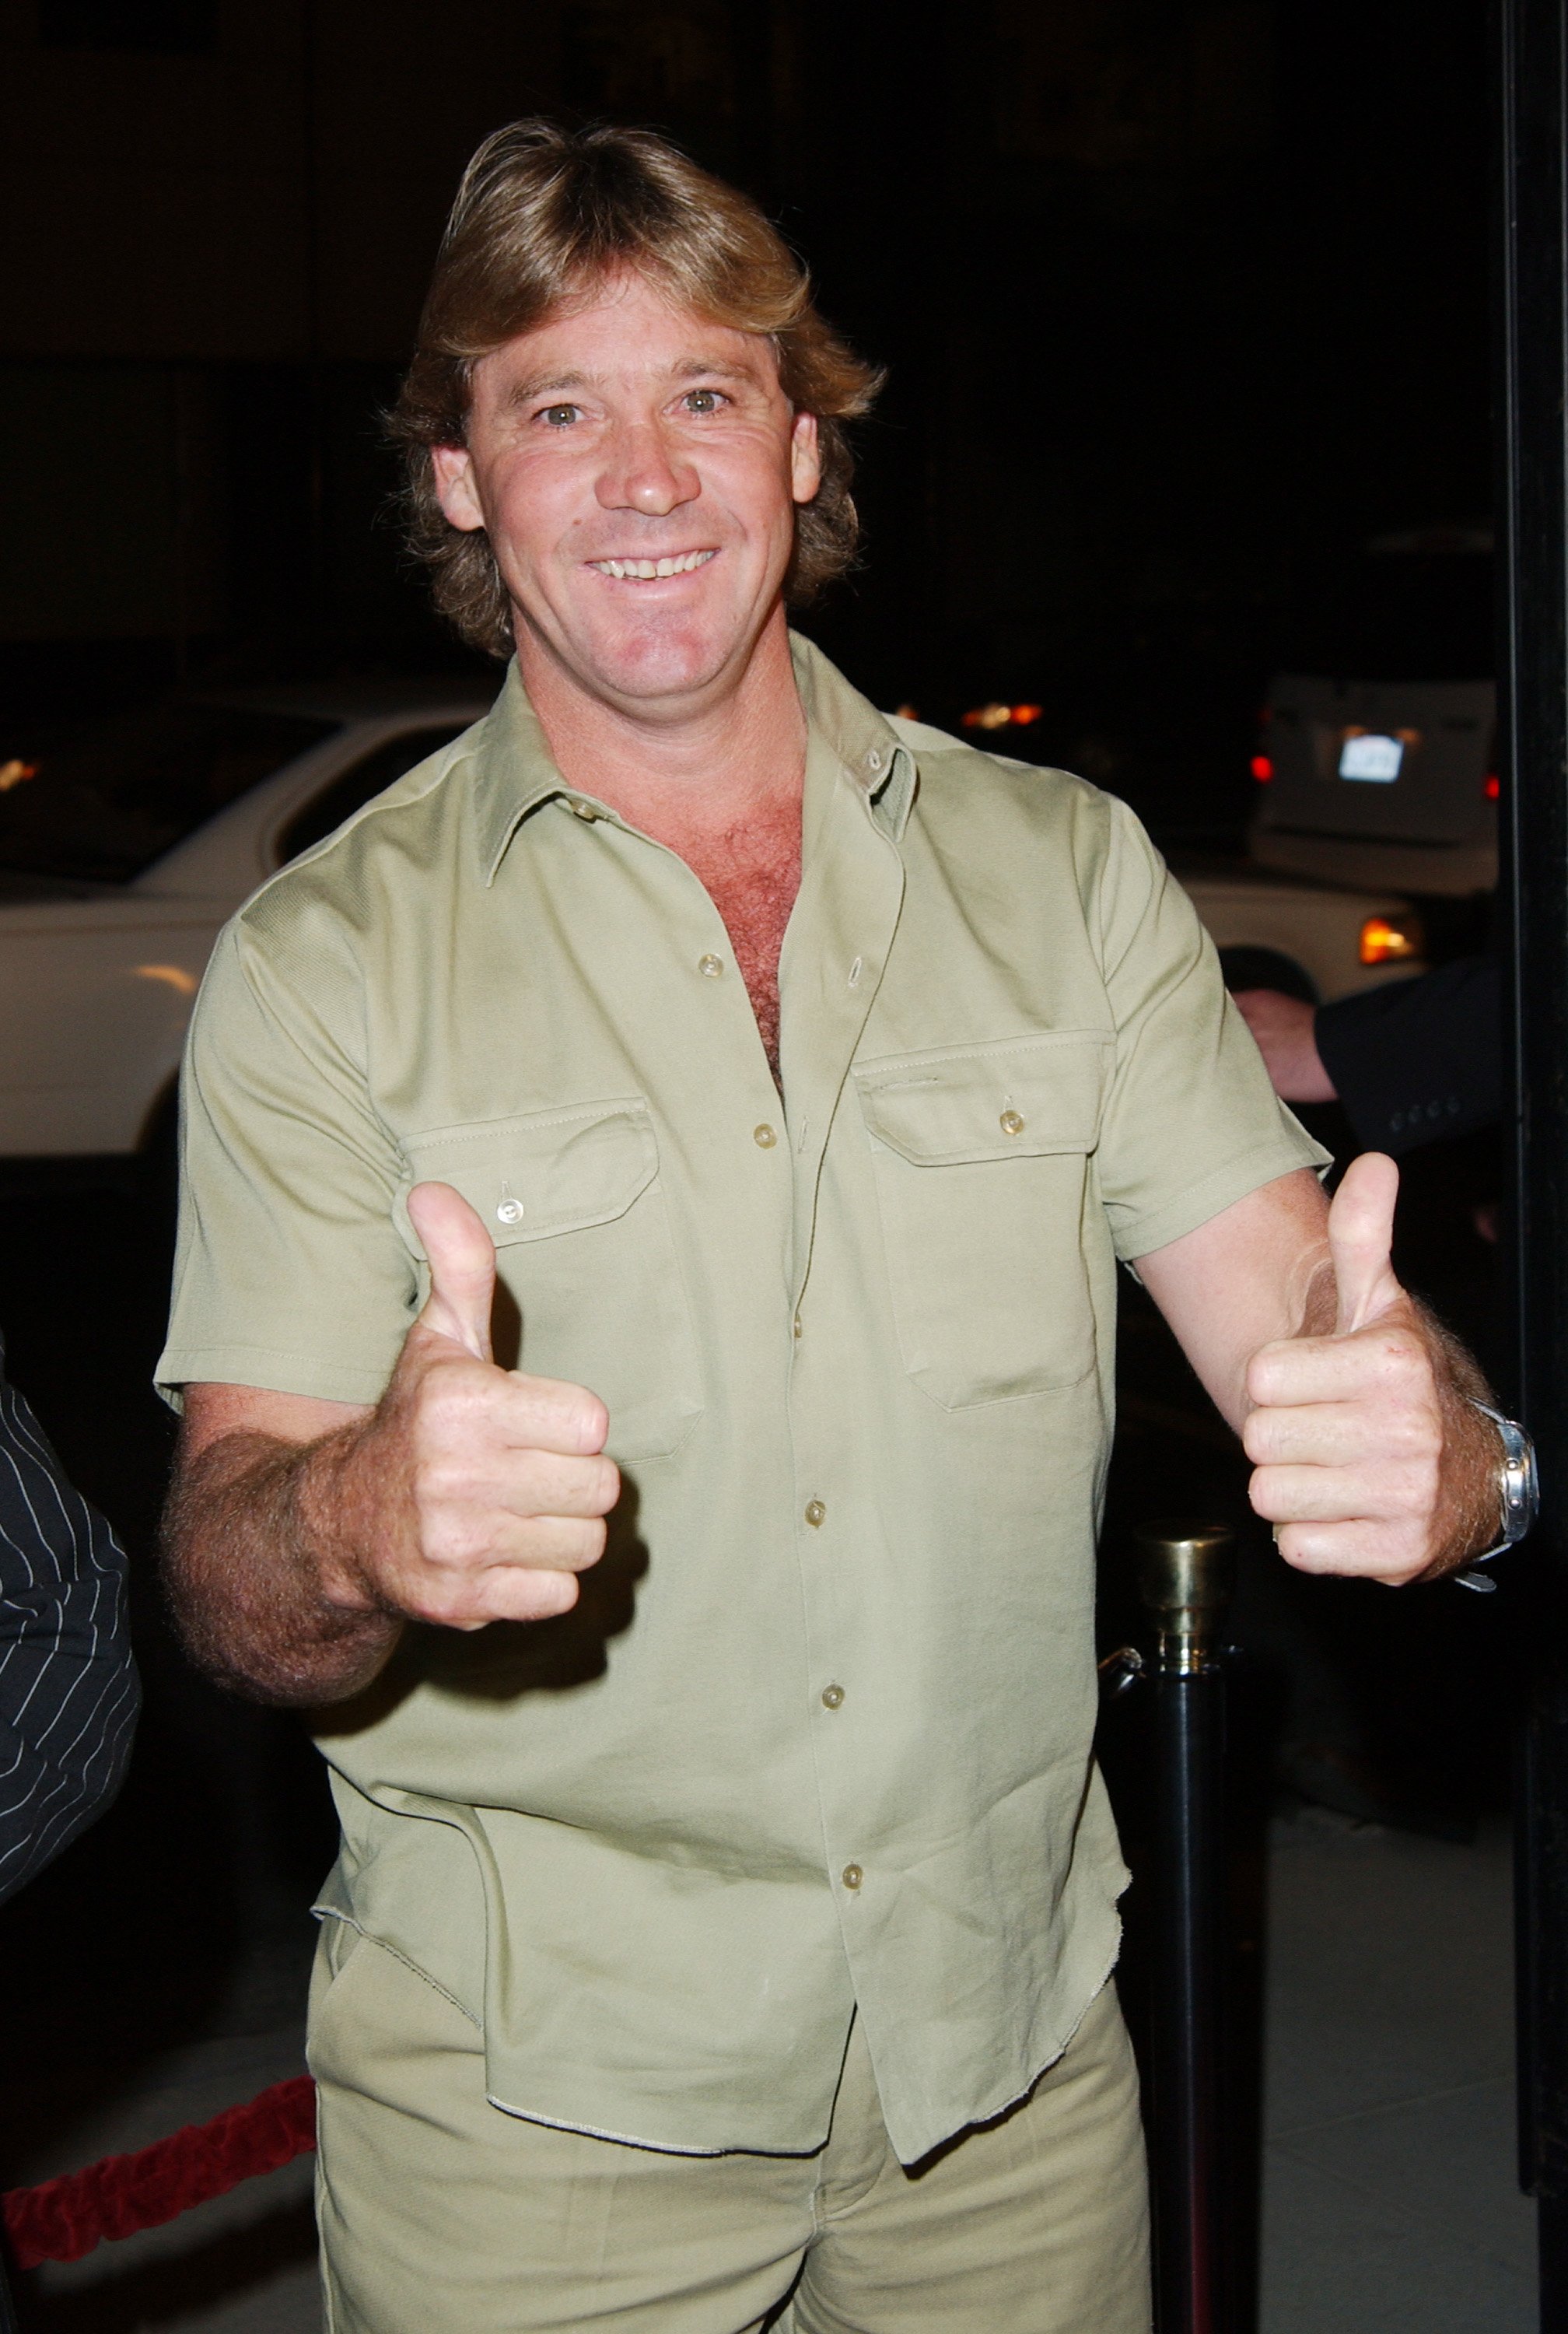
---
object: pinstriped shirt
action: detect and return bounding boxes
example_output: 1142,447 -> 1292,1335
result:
0,1340 -> 138,1905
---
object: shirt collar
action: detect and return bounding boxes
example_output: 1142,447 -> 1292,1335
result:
470,633 -> 917,885
787,633 -> 915,839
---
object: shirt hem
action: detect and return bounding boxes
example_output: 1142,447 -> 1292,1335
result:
483,2094 -> 828,2159
155,1346 -> 396,1411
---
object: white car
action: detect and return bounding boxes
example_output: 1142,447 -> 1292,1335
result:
0,682 -> 493,1158
1178,671 -> 1498,1004
1173,852 -> 1428,1008
954,687 -> 1457,1007
0,668 -> 1492,1162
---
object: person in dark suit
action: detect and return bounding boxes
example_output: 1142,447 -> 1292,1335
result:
1234,955 -> 1500,1152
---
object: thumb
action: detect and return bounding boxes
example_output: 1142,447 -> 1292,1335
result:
1328,1151 -> 1403,1335
407,1181 -> 496,1362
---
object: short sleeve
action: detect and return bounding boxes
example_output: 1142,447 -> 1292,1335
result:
1090,799 -> 1330,1261
156,918 -> 418,1409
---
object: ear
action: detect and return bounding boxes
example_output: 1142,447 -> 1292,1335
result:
789,411 -> 822,506
430,443 -> 486,534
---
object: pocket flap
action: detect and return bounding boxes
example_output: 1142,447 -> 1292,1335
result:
396,1099 -> 658,1251
854,1034 -> 1112,1165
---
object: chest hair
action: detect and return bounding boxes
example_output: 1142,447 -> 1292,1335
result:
681,817 -> 801,1082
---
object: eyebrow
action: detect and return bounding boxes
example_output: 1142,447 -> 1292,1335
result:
503,355 -> 769,408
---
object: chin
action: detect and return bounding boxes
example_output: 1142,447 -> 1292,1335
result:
587,617 -> 740,705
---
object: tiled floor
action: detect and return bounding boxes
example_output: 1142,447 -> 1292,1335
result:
1260,1808 -> 1535,2332
5,1814 -> 1536,2330
12,2024 -> 320,2333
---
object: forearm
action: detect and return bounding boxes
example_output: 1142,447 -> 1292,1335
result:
1140,1169 -> 1332,1432
162,1425 -> 403,1708
1379,1295 -> 1501,1579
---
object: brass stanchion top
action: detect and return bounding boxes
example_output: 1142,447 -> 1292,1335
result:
1133,1519 -> 1237,1673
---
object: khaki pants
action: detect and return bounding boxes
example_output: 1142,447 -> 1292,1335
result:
310,1924 -> 1150,2334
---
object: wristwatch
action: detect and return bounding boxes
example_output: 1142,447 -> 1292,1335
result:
1454,1400 -> 1539,1593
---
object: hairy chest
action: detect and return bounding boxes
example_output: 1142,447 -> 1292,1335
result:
683,829 -> 801,1081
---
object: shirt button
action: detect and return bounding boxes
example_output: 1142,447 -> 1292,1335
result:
866,748 -> 884,773
754,1123 -> 779,1148
999,1109 -> 1025,1137
793,1312 -> 803,1339
698,954 -> 723,978
842,1863 -> 863,1891
495,1197 -> 524,1227
570,800 -> 599,822
821,1684 -> 845,1709
804,1499 -> 826,1527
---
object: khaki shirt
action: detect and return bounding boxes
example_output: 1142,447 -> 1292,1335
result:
159,637 -> 1325,2163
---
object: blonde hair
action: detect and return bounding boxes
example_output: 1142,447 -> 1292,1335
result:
390,120 -> 884,659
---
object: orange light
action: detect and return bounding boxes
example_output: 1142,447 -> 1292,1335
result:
894,703 -> 920,720
0,759 -> 38,793
1359,915 -> 1423,967
1251,755 -> 1273,782
961,703 -> 1043,731
1485,773 -> 1500,801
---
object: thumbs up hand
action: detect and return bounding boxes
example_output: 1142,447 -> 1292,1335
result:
406,1178 -> 501,1362
1242,1154 -> 1495,1584
324,1181 -> 619,1631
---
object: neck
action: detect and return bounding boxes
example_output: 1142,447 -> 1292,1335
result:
516,609 -> 807,853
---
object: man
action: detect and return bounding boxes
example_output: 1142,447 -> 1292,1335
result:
159,122 -> 1506,2333
0,1335 -> 138,2333
0,1339 -> 137,1911
1234,958 -> 1501,1154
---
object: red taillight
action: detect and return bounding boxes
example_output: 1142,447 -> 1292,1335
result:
1251,755 -> 1273,783
1485,773 -> 1500,801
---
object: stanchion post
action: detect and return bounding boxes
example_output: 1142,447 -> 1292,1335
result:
1135,1520 -> 1237,2334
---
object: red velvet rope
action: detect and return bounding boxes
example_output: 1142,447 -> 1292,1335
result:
2,2075 -> 317,2269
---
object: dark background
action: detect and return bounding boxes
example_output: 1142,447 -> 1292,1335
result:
0,3 -> 1508,2318
0,0 -> 1493,836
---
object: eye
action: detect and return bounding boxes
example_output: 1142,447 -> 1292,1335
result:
682,387 -> 727,415
536,403 -> 581,428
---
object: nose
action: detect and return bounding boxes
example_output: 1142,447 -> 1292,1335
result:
596,420 -> 700,517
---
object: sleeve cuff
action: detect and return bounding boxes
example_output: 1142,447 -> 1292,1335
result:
155,1345 -> 397,1413
1111,1129 -> 1332,1263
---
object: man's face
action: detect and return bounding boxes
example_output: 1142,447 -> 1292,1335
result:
431,272 -> 821,719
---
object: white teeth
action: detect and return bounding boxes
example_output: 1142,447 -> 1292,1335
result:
590,549 -> 716,580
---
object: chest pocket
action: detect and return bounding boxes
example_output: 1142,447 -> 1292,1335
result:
395,1099 -> 702,1464
853,1033 -> 1113,1410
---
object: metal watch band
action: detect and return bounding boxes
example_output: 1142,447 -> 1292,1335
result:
1454,1400 -> 1539,1592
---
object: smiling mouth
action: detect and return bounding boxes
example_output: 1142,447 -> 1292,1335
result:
587,549 -> 719,580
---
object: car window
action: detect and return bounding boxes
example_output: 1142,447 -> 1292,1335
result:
0,706 -> 338,883
276,726 -> 471,864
